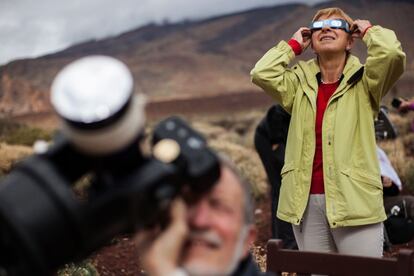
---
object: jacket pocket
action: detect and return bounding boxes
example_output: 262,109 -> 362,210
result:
278,162 -> 298,219
281,161 -> 295,176
340,167 -> 382,189
338,167 -> 384,220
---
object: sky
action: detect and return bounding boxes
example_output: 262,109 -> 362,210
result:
0,0 -> 327,65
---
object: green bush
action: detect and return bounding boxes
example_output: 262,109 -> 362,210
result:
0,119 -> 52,146
0,118 -> 20,136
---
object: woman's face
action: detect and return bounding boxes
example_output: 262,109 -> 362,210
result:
311,15 -> 353,56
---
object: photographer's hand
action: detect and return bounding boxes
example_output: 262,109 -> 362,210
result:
291,27 -> 311,52
135,198 -> 188,276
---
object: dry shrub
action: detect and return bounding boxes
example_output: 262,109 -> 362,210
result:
401,132 -> 414,156
0,143 -> 33,176
378,138 -> 407,173
194,110 -> 264,147
387,111 -> 414,192
191,121 -> 244,145
208,139 -> 267,200
0,118 -> 52,146
389,112 -> 414,136
402,162 -> 414,193
378,133 -> 414,192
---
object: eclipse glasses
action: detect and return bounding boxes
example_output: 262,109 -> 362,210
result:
309,19 -> 351,33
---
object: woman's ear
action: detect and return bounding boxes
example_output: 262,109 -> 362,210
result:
346,36 -> 355,51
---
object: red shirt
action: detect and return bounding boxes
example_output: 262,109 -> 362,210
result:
310,80 -> 340,194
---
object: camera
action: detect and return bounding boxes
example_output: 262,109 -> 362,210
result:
391,97 -> 402,109
0,56 -> 220,276
374,106 -> 398,140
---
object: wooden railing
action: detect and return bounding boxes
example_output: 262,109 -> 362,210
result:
267,239 -> 414,276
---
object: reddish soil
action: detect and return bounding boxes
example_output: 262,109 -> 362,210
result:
91,236 -> 144,276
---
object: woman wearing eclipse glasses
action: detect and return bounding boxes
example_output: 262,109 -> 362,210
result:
251,7 -> 406,256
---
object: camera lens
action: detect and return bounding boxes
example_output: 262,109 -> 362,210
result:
51,56 -> 146,155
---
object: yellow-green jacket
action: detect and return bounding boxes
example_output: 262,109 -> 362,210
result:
250,26 -> 406,228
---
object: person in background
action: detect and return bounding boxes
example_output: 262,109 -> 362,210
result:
135,158 -> 273,276
395,98 -> 414,132
397,99 -> 414,113
254,104 -> 297,249
377,145 -> 414,220
251,7 -> 406,257
377,145 -> 414,244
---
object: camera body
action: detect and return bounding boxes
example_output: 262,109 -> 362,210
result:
375,106 -> 398,140
391,97 -> 402,109
0,56 -> 221,275
0,116 -> 220,276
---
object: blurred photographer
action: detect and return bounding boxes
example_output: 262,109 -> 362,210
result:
0,56 -> 238,276
136,159 -> 272,276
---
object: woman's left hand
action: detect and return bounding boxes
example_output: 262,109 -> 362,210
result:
351,19 -> 372,39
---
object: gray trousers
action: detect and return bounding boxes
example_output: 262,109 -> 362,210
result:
292,194 -> 383,257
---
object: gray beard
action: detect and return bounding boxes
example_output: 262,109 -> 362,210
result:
183,226 -> 249,276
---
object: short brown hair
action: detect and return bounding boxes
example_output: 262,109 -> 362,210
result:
312,7 -> 353,27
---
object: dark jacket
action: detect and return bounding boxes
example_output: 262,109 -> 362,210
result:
255,105 -> 291,145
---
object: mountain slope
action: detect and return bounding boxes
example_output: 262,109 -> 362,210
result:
0,0 -> 413,117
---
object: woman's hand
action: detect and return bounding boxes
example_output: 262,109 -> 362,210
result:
351,19 -> 372,39
292,27 -> 312,52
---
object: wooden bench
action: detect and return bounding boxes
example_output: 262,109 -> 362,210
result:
266,239 -> 414,276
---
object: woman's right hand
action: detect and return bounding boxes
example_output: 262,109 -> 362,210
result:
292,27 -> 312,52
